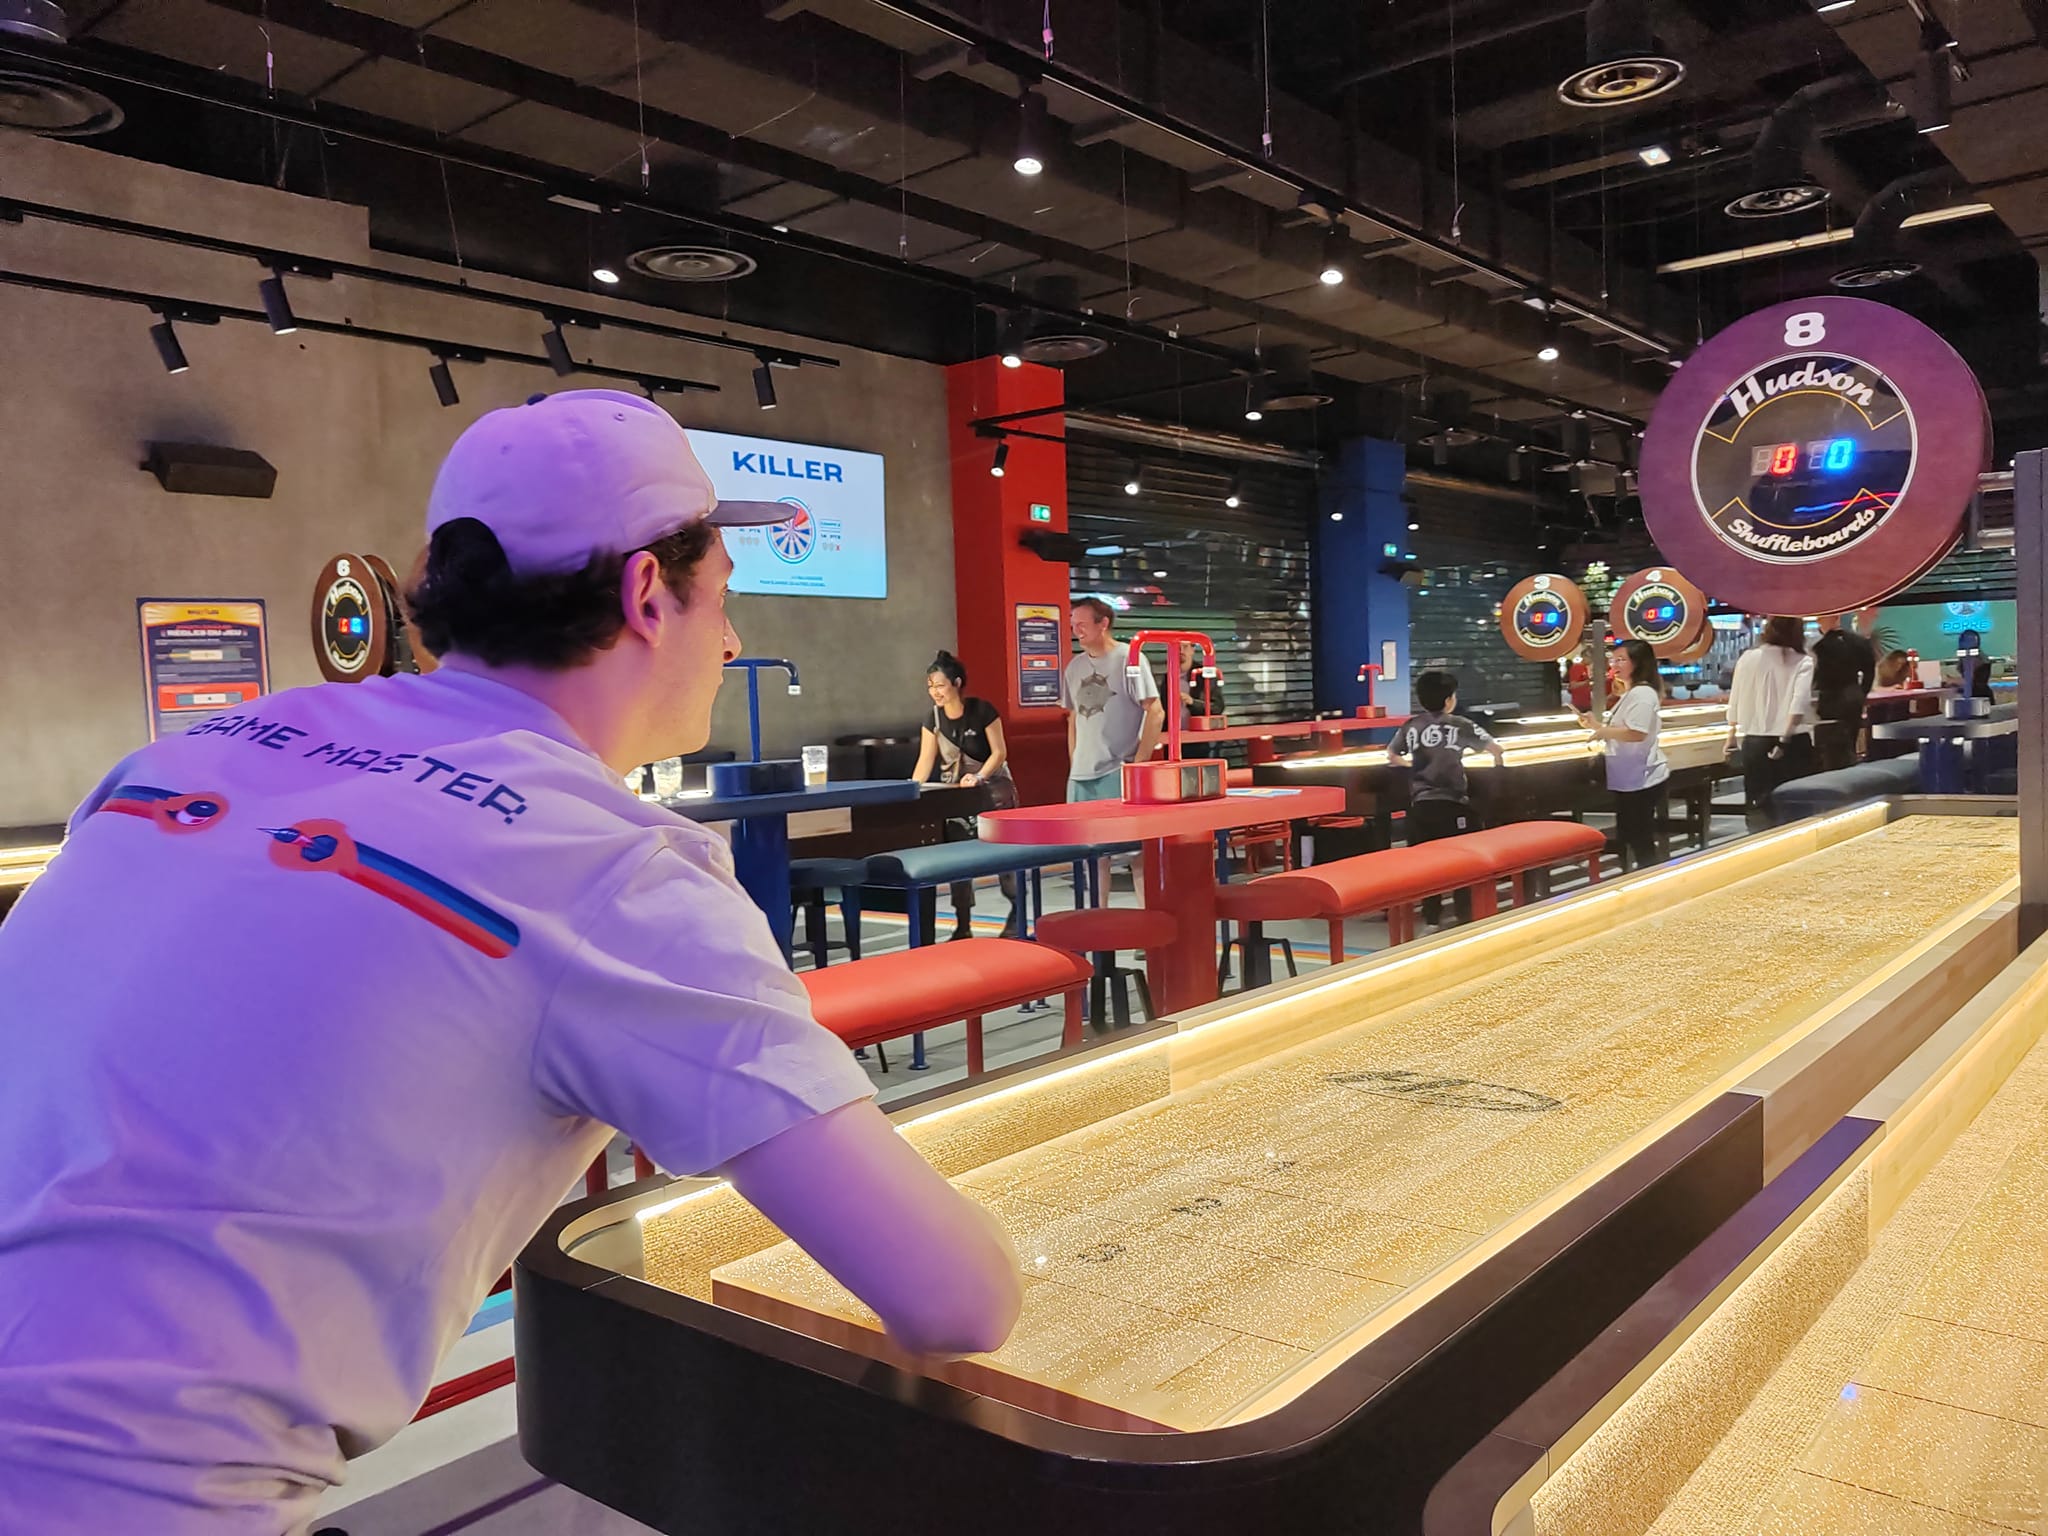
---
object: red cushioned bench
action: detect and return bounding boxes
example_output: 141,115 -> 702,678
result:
1454,820 -> 1607,906
1214,821 -> 1610,988
800,938 -> 1094,1077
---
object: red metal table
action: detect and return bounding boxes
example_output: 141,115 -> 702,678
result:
977,786 -> 1348,1015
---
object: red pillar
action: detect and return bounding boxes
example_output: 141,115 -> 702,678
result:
946,359 -> 1069,806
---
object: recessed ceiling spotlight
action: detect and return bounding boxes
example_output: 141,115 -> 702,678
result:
1638,145 -> 1672,167
591,266 -> 621,285
1538,344 -> 1562,362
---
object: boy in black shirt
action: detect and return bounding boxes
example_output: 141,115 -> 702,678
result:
1388,669 -> 1505,926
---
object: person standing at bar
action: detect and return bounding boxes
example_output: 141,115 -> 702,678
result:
1581,638 -> 1670,871
1726,616 -> 1817,830
1811,621 -> 1877,772
911,649 -> 1017,940
1061,597 -> 1165,802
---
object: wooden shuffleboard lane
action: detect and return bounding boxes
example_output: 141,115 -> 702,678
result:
708,815 -> 2019,1434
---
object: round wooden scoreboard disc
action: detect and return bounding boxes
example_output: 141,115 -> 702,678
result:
312,552 -> 401,682
1499,573 -> 1590,660
1608,567 -> 1708,657
1640,296 -> 1987,615
1668,617 -> 1718,664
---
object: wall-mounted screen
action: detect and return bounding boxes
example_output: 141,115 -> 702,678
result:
687,429 -> 888,599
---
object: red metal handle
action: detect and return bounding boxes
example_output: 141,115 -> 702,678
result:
1125,630 -> 1217,761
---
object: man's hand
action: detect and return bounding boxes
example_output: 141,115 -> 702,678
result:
1490,746 -> 1507,767
959,772 -> 980,787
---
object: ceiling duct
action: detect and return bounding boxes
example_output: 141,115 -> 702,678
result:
625,246 -> 758,282
1558,0 -> 1686,108
1014,275 -> 1109,365
1258,345 -> 1334,412
1832,168 -> 1952,289
0,66 -> 120,135
1417,390 -> 1485,449
1725,78 -> 1881,219
0,1 -> 66,43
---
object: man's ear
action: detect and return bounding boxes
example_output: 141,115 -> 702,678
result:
619,551 -> 669,644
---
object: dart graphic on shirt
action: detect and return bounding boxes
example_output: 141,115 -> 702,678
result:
98,784 -> 231,833
261,818 -> 520,958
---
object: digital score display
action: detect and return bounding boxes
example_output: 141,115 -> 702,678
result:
1750,439 -> 1857,477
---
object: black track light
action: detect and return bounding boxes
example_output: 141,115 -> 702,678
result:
753,358 -> 778,410
1123,463 -> 1143,497
543,322 -> 575,377
259,273 -> 298,335
149,317 -> 189,375
1224,474 -> 1243,509
1014,89 -> 1049,176
429,357 -> 459,408
1244,378 -> 1269,423
1318,222 -> 1350,286
990,439 -> 1010,478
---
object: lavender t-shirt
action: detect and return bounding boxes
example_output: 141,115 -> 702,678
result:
0,667 -> 873,1533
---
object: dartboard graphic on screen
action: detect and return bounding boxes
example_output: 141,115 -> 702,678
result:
1690,348 -> 1915,565
765,498 -> 817,564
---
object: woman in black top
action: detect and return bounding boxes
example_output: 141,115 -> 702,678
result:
911,652 -> 1019,939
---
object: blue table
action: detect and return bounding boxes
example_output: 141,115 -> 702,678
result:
668,780 -> 919,958
1870,708 -> 2018,794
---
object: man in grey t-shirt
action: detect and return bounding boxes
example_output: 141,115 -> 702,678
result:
1060,597 -> 1164,800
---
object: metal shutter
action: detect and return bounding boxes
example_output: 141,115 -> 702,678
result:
1406,476 -> 1557,713
1065,440 -> 1316,732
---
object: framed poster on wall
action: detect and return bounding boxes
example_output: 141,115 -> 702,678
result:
137,598 -> 269,740
1016,603 -> 1064,706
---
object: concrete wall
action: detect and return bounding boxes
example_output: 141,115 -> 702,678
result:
0,139 -> 955,828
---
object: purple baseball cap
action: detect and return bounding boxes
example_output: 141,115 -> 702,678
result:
427,389 -> 792,575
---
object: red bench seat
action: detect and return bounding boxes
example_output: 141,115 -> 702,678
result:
1214,821 -> 1610,972
1454,821 -> 1607,904
801,939 -> 1093,1076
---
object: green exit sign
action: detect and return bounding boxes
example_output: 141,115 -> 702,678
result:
1029,504 -> 1053,523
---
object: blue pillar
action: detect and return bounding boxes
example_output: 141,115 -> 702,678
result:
1313,438 -> 1410,717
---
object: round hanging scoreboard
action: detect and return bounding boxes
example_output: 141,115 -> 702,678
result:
311,552 -> 421,682
1640,296 -> 1988,615
1500,573 -> 1590,660
1609,567 -> 1707,656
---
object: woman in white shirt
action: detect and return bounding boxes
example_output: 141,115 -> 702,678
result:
1725,615 -> 1817,831
1580,637 -> 1670,870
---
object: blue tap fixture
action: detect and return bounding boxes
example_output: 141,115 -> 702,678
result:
723,657 -> 803,762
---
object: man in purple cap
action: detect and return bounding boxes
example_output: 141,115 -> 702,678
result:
0,391 -> 1022,1532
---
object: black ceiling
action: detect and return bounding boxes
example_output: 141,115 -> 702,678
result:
5,0 -> 2048,477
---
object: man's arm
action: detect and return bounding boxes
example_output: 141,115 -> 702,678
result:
725,1101 -> 1024,1357
1133,697 -> 1166,763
